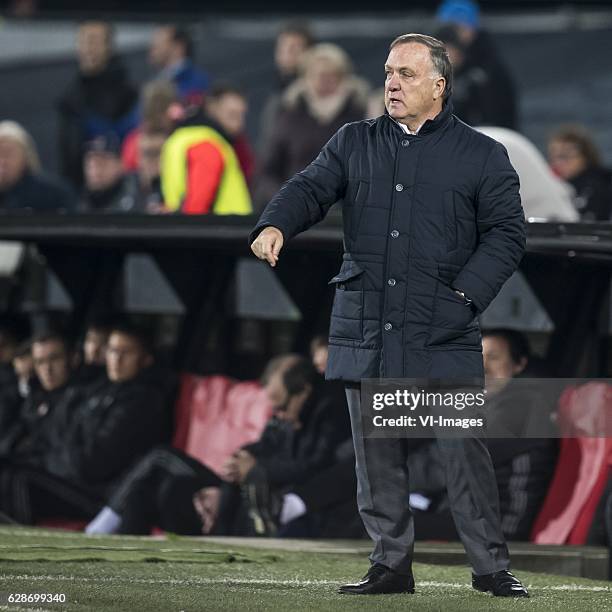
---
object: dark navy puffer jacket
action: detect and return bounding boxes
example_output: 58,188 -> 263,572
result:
250,101 -> 526,382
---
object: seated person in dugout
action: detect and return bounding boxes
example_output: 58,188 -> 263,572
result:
222,329 -> 559,542
86,354 -> 351,536
406,328 -> 558,541
0,322 -> 168,525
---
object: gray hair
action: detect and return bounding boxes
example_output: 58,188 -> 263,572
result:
0,121 -> 41,172
389,33 -> 453,101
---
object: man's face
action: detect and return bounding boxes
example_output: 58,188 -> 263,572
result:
483,335 -> 526,394
208,94 -> 247,137
77,23 -> 111,75
275,32 -> 309,76
84,151 -> 123,192
13,353 -> 33,381
106,332 -> 151,383
32,340 -> 70,392
263,370 -> 300,425
0,138 -> 27,190
384,42 -> 444,123
548,139 -> 587,181
83,328 -> 109,366
138,133 -> 166,185
149,27 -> 175,68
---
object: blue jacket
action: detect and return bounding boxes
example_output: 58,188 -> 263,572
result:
250,101 -> 526,382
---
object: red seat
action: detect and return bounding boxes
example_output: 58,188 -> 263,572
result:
172,374 -> 272,477
531,382 -> 612,544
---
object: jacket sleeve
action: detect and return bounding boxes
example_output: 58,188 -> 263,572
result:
453,141 -> 526,313
248,124 -> 349,245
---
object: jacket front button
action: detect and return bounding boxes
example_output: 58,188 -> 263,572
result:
395,183 -> 404,192
401,139 -> 410,147
384,322 -> 393,331
390,229 -> 399,238
387,278 -> 396,286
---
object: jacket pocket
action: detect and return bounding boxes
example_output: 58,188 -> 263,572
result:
427,263 -> 480,348
328,259 -> 365,342
443,190 -> 458,252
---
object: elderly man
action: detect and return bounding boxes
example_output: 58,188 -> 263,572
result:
250,34 -> 527,597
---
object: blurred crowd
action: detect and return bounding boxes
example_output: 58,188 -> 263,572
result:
0,0 -> 611,220
4,310 -> 603,547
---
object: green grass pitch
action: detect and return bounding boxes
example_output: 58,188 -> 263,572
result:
0,526 -> 610,611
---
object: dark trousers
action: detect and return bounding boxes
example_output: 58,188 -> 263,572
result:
345,385 -> 510,576
0,463 -> 101,524
109,445 -> 221,535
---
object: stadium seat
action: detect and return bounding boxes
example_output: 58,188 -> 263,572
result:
531,382 -> 612,544
172,373 -> 273,477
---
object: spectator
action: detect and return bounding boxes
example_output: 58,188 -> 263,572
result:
258,21 -> 315,153
0,322 -> 168,524
0,331 -> 79,467
58,21 -> 138,188
477,127 -> 579,222
121,80 -> 179,172
86,354 -> 350,536
120,131 -> 167,213
548,125 -> 612,221
206,85 -> 255,184
212,355 -> 351,536
76,317 -> 111,385
0,121 -> 76,212
255,43 -> 369,209
81,134 -> 132,212
435,1 -> 518,129
160,84 -> 252,215
407,328 -> 558,541
149,25 -> 209,106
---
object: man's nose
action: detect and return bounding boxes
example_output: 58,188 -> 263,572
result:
387,74 -> 400,90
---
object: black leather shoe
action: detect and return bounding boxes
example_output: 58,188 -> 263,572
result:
339,563 -> 415,595
472,569 -> 529,597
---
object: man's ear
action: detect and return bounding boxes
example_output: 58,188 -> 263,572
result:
433,76 -> 446,101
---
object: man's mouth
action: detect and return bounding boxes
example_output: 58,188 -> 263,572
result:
388,97 -> 402,105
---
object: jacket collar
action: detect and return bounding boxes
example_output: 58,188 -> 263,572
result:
385,98 -> 454,137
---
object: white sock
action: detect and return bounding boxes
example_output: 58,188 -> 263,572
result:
85,506 -> 122,535
408,493 -> 432,511
279,493 -> 307,525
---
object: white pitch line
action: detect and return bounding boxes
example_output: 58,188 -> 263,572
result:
1,574 -> 611,593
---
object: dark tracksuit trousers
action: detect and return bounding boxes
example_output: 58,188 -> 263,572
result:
0,462 -> 102,524
108,446 -> 221,535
